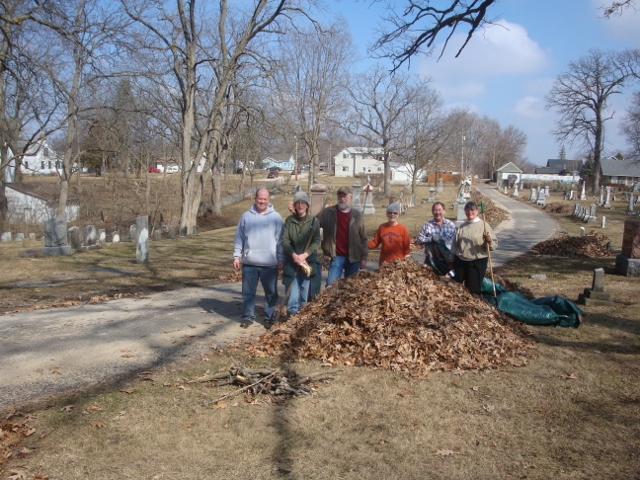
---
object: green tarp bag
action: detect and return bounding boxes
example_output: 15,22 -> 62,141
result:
481,278 -> 582,328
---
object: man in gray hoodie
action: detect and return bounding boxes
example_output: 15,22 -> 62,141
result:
233,188 -> 284,328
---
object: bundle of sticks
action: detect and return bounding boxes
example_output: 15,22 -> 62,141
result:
189,365 -> 340,404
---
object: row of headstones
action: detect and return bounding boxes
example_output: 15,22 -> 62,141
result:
0,232 -> 35,242
528,186 -> 549,206
572,203 -> 598,224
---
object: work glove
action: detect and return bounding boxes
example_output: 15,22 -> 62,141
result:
432,234 -> 441,243
483,233 -> 492,245
300,262 -> 312,277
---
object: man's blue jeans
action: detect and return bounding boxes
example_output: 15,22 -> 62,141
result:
241,264 -> 279,322
326,256 -> 360,286
287,272 -> 310,314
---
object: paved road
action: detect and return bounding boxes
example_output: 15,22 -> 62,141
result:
0,186 -> 557,408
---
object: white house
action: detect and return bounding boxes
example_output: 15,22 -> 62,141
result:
333,147 -> 385,178
262,154 -> 294,171
390,162 -> 426,183
6,140 -> 64,179
6,183 -> 79,222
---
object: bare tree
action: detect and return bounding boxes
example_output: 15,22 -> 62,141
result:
347,64 -> 427,195
546,49 -> 640,192
374,1 -> 636,69
270,21 -> 353,189
0,1 -> 62,225
621,91 -> 640,164
394,86 -> 449,192
125,0 -> 309,235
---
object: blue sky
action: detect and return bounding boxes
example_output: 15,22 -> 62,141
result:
325,0 -> 640,166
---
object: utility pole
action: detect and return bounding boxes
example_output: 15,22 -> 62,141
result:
294,134 -> 298,182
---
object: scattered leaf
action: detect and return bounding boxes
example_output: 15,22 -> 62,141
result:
60,405 -> 74,412
435,449 -> 457,457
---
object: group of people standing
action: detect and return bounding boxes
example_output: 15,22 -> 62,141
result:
233,186 -> 497,329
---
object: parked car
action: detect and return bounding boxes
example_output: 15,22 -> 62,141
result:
165,165 -> 179,174
147,167 -> 161,173
268,166 -> 282,172
267,171 -> 279,179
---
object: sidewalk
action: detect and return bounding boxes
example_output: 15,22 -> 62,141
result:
0,185 -> 557,408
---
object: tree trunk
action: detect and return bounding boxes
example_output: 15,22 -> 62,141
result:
211,161 -> 222,216
0,181 -> 7,229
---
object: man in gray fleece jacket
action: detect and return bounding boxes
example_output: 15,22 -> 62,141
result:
233,188 -> 284,328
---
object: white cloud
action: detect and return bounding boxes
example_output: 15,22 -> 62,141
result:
514,96 -> 545,118
419,20 -> 548,82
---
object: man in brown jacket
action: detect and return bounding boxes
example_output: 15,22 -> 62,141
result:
318,186 -> 368,286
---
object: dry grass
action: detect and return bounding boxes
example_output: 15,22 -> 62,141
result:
2,182 -> 640,479
0,175 -> 455,313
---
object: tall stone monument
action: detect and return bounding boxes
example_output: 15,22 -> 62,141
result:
43,217 -> 72,256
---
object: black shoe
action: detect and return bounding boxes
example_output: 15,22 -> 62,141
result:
240,320 -> 253,328
263,319 -> 274,330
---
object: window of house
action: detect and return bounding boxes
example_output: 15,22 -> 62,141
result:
342,166 -> 349,172
48,161 -> 52,169
44,147 -> 49,157
41,161 -> 45,169
55,161 -> 60,169
362,167 -> 366,172
24,161 -> 28,169
343,153 -> 348,158
377,167 -> 382,172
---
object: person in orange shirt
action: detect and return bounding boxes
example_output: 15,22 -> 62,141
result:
368,203 -> 411,265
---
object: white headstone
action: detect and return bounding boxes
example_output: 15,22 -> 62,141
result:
601,216 -> 606,229
580,227 -> 586,237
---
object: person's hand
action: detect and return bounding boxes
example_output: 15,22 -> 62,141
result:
287,201 -> 295,214
432,234 -> 441,243
359,259 -> 367,269
278,261 -> 284,271
233,258 -> 240,271
483,233 -> 492,245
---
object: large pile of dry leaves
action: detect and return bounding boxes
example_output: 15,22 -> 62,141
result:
531,231 -> 610,258
245,261 -> 533,377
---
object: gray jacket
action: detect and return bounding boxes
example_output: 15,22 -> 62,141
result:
233,203 -> 284,266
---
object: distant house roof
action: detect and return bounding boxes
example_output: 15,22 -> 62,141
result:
339,147 -> 384,156
7,182 -> 79,205
535,167 -> 561,175
495,162 -> 522,173
600,158 -> 640,177
546,159 -> 583,173
265,154 -> 293,163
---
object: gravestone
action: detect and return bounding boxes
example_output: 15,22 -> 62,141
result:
135,215 -> 149,264
437,178 -> 443,193
580,183 -> 587,200
544,185 -> 550,197
29,233 -> 36,241
529,188 -> 535,201
351,182 -> 362,212
627,191 -> 635,214
42,217 -> 71,256
1,232 -> 11,242
363,183 -> 375,215
15,233 -> 24,241
428,188 -> 436,203
112,231 -> 120,243
455,198 -> 467,226
580,227 -> 586,237
578,267 -> 614,305
601,216 -> 606,229
129,224 -> 137,242
153,229 -> 162,241
309,184 -> 328,218
99,229 -> 106,246
168,226 -> 178,240
503,186 -> 508,194
83,225 -> 98,247
536,189 -> 546,206
586,204 -> 596,223
68,226 -> 82,251
599,186 -> 604,206
615,218 -> 640,276
604,186 -> 611,208
513,184 -> 519,197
